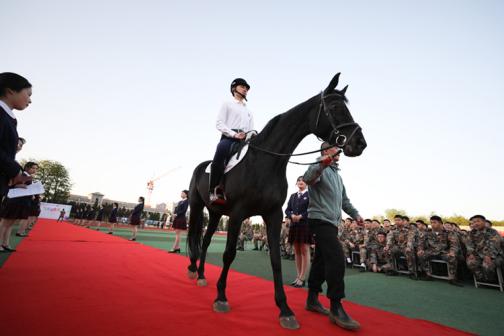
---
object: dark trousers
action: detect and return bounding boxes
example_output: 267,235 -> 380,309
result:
308,218 -> 346,300
212,135 -> 240,164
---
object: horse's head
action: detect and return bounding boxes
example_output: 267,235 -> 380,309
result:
310,73 -> 367,157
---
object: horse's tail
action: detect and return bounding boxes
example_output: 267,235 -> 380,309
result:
187,211 -> 204,260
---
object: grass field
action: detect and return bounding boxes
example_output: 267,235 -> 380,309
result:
2,224 -> 502,336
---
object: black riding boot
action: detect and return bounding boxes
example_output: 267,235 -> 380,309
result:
305,290 -> 329,316
329,299 -> 361,329
209,163 -> 226,204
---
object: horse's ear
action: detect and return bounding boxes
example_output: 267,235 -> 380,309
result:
324,73 -> 341,95
340,85 -> 348,95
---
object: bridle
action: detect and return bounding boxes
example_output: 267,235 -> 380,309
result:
244,90 -> 361,165
315,90 -> 361,149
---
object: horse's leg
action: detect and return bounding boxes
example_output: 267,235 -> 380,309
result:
196,210 -> 221,286
264,209 -> 300,330
187,201 -> 205,280
213,215 -> 243,313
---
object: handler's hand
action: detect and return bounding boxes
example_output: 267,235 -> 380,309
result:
355,216 -> 365,226
234,132 -> 246,139
320,155 -> 333,166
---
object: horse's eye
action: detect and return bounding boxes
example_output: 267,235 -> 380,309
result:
332,104 -> 339,109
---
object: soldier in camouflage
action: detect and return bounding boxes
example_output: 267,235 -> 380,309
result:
358,219 -> 378,271
236,218 -> 254,251
343,221 -> 364,265
253,221 -> 267,250
466,215 -> 503,283
280,218 -> 290,255
417,216 -> 463,287
384,215 -> 417,279
370,231 -> 392,273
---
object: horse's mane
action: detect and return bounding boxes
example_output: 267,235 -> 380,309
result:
252,114 -> 282,144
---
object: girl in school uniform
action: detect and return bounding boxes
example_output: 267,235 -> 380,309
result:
0,162 -> 38,252
15,162 -> 39,237
129,197 -> 144,241
86,207 -> 95,228
0,73 -> 32,202
285,176 -> 313,288
73,208 -> 81,225
168,190 -> 189,253
107,202 -> 118,234
95,204 -> 104,230
80,207 -> 88,226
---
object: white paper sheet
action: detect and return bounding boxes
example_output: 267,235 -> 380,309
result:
8,181 -> 45,199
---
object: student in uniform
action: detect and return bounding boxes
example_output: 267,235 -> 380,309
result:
168,190 -> 189,253
286,176 -> 312,288
209,78 -> 254,204
0,73 -> 32,202
107,203 -> 118,234
0,162 -> 37,252
15,162 -> 39,237
95,204 -> 104,230
86,207 -> 95,228
80,207 -> 88,226
129,197 -> 144,241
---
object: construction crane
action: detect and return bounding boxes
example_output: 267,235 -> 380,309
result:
146,166 -> 181,207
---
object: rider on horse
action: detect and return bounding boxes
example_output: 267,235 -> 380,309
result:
209,78 -> 254,204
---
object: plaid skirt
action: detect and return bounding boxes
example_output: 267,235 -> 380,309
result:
288,225 -> 315,244
1,204 -> 29,220
131,217 -> 141,226
29,208 -> 39,216
108,216 -> 117,223
172,217 -> 187,230
96,215 -> 103,221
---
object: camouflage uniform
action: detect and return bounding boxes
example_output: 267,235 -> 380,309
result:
370,241 -> 392,272
361,227 -> 379,266
386,225 -> 416,273
418,228 -> 459,274
280,225 -> 290,253
344,226 -> 365,260
237,222 -> 254,249
254,225 -> 267,249
466,227 -> 503,282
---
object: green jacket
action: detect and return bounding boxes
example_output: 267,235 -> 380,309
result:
303,159 -> 360,227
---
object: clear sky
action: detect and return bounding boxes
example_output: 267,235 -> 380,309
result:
3,0 -> 503,222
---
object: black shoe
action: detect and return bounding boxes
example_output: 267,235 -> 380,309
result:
237,248 -> 244,251
108,232 -> 113,235
449,279 -> 464,287
421,275 -> 434,282
290,277 -> 299,286
359,268 -> 366,272
168,248 -> 181,253
283,254 -> 291,259
305,301 -> 330,316
252,247 -> 258,250
294,279 -> 306,288
129,238 -> 136,241
329,301 -> 361,330
385,271 -> 398,276
2,245 -> 17,252
259,246 -> 263,251
289,255 -> 295,260
209,163 -> 227,204
16,233 -> 23,236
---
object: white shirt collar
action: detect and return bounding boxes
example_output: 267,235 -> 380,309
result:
234,98 -> 246,106
0,100 -> 15,119
298,189 -> 307,195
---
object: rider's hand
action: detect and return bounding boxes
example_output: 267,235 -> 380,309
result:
234,133 -> 246,139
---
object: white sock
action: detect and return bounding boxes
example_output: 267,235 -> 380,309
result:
347,258 -> 351,263
361,263 -> 365,267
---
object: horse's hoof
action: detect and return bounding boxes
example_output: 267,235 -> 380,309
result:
197,279 -> 207,286
213,301 -> 231,313
187,269 -> 197,280
279,316 -> 300,330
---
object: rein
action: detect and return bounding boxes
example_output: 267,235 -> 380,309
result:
244,90 -> 360,165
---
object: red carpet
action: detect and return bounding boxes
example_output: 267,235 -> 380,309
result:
0,219 -> 474,336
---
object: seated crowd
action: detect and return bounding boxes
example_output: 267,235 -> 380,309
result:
236,214 -> 504,288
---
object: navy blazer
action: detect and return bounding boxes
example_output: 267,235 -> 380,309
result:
7,172 -> 33,206
88,209 -> 95,220
285,191 -> 309,227
110,207 -> 118,217
82,209 -> 88,218
0,106 -> 21,197
132,203 -> 144,218
174,199 -> 188,220
97,208 -> 104,216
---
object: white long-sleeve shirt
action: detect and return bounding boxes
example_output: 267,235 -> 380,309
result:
215,99 -> 254,138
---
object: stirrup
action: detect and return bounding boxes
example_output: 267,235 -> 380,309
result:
210,186 -> 227,204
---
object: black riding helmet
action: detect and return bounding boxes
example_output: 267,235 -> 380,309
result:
230,78 -> 250,96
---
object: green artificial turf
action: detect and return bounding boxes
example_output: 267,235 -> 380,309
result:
2,227 -> 502,336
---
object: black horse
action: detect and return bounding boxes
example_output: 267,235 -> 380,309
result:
186,73 -> 367,329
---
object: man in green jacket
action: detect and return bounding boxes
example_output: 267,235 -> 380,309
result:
302,142 -> 363,330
